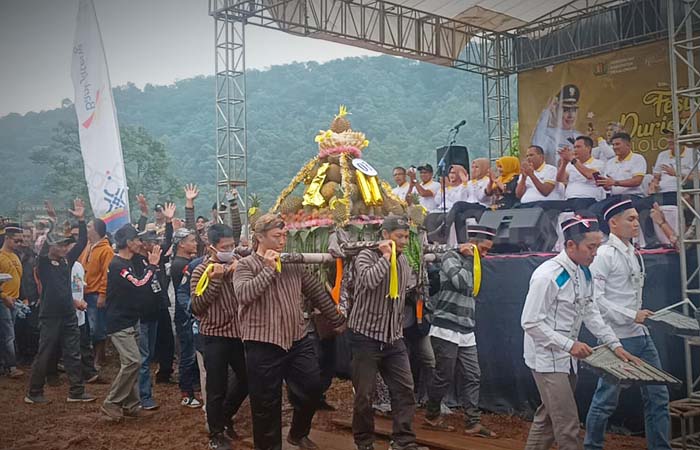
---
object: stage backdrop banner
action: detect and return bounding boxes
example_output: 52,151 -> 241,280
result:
71,0 -> 129,233
518,40 -> 686,169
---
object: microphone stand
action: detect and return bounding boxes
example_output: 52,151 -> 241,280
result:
438,127 -> 458,243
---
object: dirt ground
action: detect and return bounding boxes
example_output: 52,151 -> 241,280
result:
1,355 -> 647,450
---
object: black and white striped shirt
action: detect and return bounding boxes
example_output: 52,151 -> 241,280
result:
348,249 -> 410,344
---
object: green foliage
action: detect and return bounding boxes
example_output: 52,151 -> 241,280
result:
0,55 -> 517,217
28,121 -> 179,218
507,122 -> 520,157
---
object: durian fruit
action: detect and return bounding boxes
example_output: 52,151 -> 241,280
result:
280,195 -> 303,215
383,195 -> 405,216
330,105 -> 351,133
327,154 -> 341,165
248,193 -> 262,228
320,181 -> 338,201
326,164 -> 342,183
408,204 -> 427,227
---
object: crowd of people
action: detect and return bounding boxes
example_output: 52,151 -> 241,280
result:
391,129 -> 693,250
0,128 -> 686,450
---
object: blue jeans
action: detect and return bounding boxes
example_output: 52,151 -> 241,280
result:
85,293 -> 107,343
0,304 -> 18,369
174,291 -> 196,395
138,320 -> 158,401
584,335 -> 671,450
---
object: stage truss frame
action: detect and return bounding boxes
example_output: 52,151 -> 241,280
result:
209,0 -> 697,398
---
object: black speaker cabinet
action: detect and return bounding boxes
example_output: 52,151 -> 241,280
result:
479,207 -> 550,253
436,145 -> 469,174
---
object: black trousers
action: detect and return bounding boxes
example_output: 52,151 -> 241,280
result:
202,335 -> 248,436
48,322 -> 97,381
29,314 -> 84,397
245,335 -> 321,450
155,307 -> 175,380
449,202 -> 487,244
350,331 -> 417,448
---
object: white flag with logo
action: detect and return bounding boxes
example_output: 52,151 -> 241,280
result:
71,0 -> 129,233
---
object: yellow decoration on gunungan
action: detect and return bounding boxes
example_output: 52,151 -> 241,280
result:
388,241 -> 399,300
472,244 -> 482,297
368,175 -> 383,205
302,163 -> 330,207
356,171 -> 383,206
271,157 -> 319,213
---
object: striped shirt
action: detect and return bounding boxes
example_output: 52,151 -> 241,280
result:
190,256 -> 241,338
348,249 -> 410,344
233,253 -> 344,351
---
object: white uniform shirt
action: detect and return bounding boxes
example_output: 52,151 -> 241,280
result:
592,138 -> 615,162
519,163 -> 559,204
464,177 -> 492,207
604,152 -> 647,196
521,250 -> 621,373
71,262 -> 85,326
392,182 -> 411,202
591,233 -> 648,339
565,157 -> 606,200
433,184 -> 468,211
416,180 -> 441,211
654,148 -> 694,193
532,109 -> 582,166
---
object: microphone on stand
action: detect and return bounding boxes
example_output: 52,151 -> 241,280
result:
450,119 -> 466,132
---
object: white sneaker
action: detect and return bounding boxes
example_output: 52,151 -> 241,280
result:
180,396 -> 202,408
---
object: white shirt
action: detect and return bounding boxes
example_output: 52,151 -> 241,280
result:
592,138 -> 615,161
532,109 -> 582,166
430,325 -> 476,348
591,233 -> 648,339
433,184 -> 468,211
521,250 -> 621,374
654,148 -> 694,193
415,180 -> 441,211
465,177 -> 492,207
604,152 -> 647,196
564,157 -> 606,200
519,163 -> 559,204
392,182 -> 411,202
71,262 -> 85,326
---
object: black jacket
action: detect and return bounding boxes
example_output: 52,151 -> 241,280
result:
105,255 -> 158,334
36,221 -> 87,318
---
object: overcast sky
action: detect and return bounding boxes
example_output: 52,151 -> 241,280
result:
0,0 -> 377,117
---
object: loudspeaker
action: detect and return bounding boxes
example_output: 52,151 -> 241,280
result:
436,145 -> 469,175
479,208 -> 552,253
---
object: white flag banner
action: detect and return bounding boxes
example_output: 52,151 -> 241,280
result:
71,0 -> 129,233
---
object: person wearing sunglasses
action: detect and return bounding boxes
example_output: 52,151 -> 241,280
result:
0,223 -> 25,379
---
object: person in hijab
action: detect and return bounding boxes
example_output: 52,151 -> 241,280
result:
486,156 -> 520,209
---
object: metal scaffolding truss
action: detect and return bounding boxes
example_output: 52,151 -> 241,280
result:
511,0 -> 668,72
214,11 -> 248,229
668,0 -> 700,399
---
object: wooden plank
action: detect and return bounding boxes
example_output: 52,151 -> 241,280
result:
332,416 -> 523,450
242,427 -> 361,450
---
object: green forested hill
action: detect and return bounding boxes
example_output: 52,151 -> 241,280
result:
0,55 -> 506,216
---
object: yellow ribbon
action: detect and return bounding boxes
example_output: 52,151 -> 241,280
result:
472,244 -> 482,297
356,171 -> 383,206
303,163 -> 329,207
388,241 -> 399,300
276,257 -> 282,273
194,264 -> 214,296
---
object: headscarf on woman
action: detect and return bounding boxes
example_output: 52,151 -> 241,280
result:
470,158 -> 491,183
495,156 -> 520,186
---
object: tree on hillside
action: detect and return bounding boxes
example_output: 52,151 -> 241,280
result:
30,121 -> 180,218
